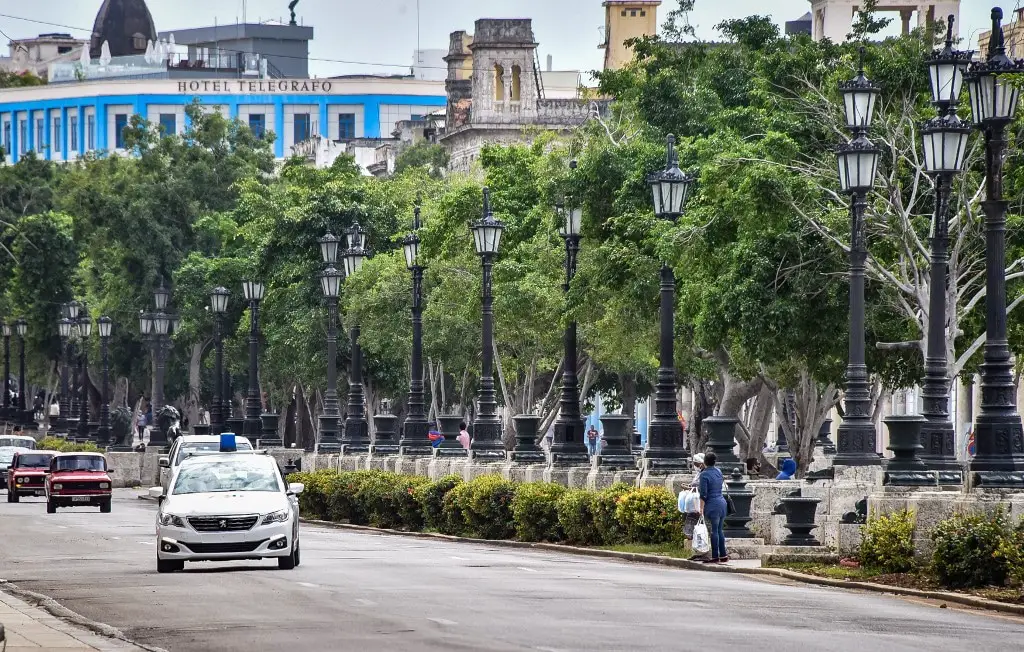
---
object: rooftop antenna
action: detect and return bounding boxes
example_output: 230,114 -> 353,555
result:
243,0 -> 247,24
289,0 -> 300,26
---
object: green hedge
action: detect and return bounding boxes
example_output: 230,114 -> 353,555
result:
37,436 -> 100,453
859,510 -> 916,574
285,472 -> 687,547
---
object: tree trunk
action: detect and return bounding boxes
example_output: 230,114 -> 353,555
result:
186,341 -> 206,428
687,380 -> 715,453
771,371 -> 840,475
739,384 -> 774,461
296,385 -> 313,451
620,373 -> 637,421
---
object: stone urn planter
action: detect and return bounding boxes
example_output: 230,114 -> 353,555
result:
883,414 -> 935,486
816,417 -> 836,454
780,491 -> 821,546
596,414 -> 634,469
703,416 -> 742,468
723,467 -> 755,538
370,414 -> 399,455
435,413 -> 467,457
510,414 -> 545,463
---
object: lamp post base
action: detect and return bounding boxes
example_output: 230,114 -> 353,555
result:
399,419 -> 433,457
550,418 -> 589,465
834,420 -> 881,467
970,416 -> 1024,489
469,420 -> 504,460
316,414 -> 342,454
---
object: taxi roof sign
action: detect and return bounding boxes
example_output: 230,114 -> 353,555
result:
220,433 -> 237,452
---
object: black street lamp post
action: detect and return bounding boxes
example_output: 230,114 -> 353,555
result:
209,287 -> 230,436
97,316 -> 113,446
551,162 -> 589,464
15,319 -> 27,424
834,49 -> 882,467
2,321 -> 10,420
65,301 -> 82,419
317,231 -> 343,453
966,8 -> 1024,487
140,284 -> 178,447
242,280 -> 266,440
644,135 -> 695,471
399,203 -> 432,456
77,313 -> 92,442
341,223 -> 370,453
470,189 -> 505,459
918,15 -> 972,484
57,316 -> 74,431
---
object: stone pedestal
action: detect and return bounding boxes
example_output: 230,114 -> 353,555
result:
723,467 -> 755,538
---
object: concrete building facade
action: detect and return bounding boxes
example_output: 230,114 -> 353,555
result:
600,1 -> 662,71
809,0 -> 960,42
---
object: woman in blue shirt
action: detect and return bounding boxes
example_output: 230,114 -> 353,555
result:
698,452 -> 729,563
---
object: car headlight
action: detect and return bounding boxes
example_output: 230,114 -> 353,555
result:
99,483 -> 110,489
17,476 -> 27,483
158,513 -> 187,528
262,509 -> 290,524
52,483 -> 63,490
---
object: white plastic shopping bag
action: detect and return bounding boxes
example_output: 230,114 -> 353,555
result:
692,516 -> 711,554
677,488 -> 700,514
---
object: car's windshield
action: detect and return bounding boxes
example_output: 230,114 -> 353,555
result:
0,437 -> 35,450
53,456 -> 106,472
175,440 -> 253,465
0,449 -> 17,465
172,458 -> 280,495
14,453 -> 53,468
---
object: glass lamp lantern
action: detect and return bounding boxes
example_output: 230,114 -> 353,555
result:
58,318 -> 73,339
154,284 -> 170,311
649,135 -> 694,220
3,322 -> 11,337
98,316 -> 113,339
320,266 -> 343,298
472,188 -> 504,256
139,311 -> 153,335
921,114 -> 971,174
839,48 -> 880,132
210,286 -> 230,314
927,15 -> 972,109
966,8 -> 1024,126
346,222 -> 368,251
242,280 -> 266,302
66,300 -> 81,321
319,233 -> 340,265
837,136 -> 881,194
78,316 -> 92,339
14,319 -> 26,337
153,312 -> 170,336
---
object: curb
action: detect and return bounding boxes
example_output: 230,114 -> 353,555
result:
0,580 -> 169,652
301,519 -> 1024,617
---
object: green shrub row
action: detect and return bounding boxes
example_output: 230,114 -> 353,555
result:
37,436 -> 101,453
859,508 -> 1024,592
288,470 -> 684,546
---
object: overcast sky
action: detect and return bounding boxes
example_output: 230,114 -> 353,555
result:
0,1 -> 1000,79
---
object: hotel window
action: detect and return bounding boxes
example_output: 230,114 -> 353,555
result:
159,113 -> 177,135
294,113 -> 311,142
248,113 -> 266,138
114,114 -> 128,149
36,118 -> 44,152
53,117 -> 61,153
70,116 -> 78,151
2,122 -> 9,154
19,120 -> 27,154
86,114 -> 95,150
338,113 -> 356,139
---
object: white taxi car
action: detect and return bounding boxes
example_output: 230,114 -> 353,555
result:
150,450 -> 302,573
159,434 -> 254,494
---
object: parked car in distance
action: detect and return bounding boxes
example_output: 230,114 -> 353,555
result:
6,450 -> 58,502
0,446 -> 30,488
45,452 -> 114,513
160,434 -> 254,494
0,435 -> 37,449
151,450 -> 302,573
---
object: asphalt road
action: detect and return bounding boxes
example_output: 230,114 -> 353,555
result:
0,490 -> 1021,652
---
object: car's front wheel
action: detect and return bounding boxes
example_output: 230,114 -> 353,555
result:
46,499 -> 56,514
278,542 -> 298,570
156,557 -> 184,573
100,499 -> 111,513
9,491 -> 18,503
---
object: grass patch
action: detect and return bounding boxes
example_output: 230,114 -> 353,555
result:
598,543 -> 694,559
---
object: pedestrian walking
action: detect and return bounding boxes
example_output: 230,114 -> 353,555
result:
776,458 -> 797,480
698,451 -> 729,563
680,453 -> 709,561
457,421 -> 471,449
586,425 -> 600,457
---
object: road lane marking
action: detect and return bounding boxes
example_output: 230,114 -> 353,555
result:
138,541 -> 154,545
298,582 -> 319,588
355,598 -> 377,606
518,567 -> 538,573
57,525 -> 68,529
428,618 -> 458,626
450,556 -> 467,560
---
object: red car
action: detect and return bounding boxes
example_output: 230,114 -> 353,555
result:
45,452 -> 113,513
6,450 -> 57,502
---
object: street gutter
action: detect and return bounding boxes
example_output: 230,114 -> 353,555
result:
301,518 -> 1024,618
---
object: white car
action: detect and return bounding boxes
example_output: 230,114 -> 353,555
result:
159,434 -> 254,494
150,453 -> 303,573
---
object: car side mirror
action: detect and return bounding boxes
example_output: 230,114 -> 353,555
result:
158,456 -> 169,468
287,482 -> 304,495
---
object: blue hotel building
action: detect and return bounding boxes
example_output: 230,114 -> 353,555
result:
0,75 -> 446,164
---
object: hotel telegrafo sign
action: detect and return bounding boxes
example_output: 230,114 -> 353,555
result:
177,80 -> 335,94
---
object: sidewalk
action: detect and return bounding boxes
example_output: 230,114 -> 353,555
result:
0,588 -> 147,652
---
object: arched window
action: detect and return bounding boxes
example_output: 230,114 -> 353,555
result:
494,64 -> 505,101
511,65 -> 521,101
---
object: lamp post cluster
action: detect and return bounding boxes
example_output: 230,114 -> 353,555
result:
833,48 -> 882,467
965,8 -> 1024,487
317,232 -> 344,452
242,280 -> 266,439
139,284 -> 180,447
341,223 -> 371,453
1,319 -> 27,425
399,201 -> 432,456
